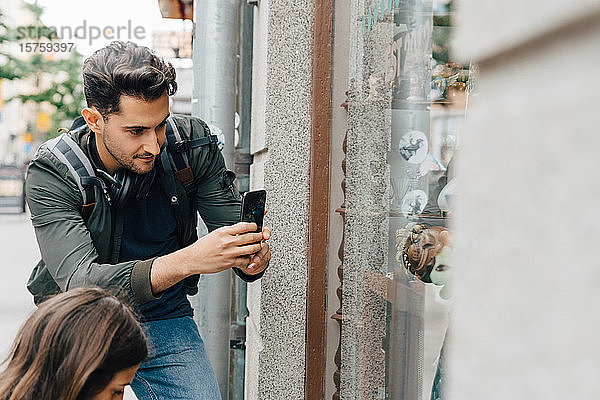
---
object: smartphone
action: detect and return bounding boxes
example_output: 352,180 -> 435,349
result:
240,190 -> 266,233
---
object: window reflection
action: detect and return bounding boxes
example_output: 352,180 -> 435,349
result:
343,0 -> 473,398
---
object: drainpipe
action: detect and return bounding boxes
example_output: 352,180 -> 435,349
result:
192,1 -> 239,399
229,1 -> 254,399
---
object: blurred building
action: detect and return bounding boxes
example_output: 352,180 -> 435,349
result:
153,30 -> 192,59
0,0 -> 38,165
153,31 -> 193,115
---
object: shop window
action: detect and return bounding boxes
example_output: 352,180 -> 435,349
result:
341,1 -> 475,399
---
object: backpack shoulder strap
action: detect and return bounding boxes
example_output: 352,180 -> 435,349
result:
46,133 -> 106,222
164,116 -> 218,196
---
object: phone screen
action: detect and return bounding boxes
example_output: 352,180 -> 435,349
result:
240,190 -> 266,233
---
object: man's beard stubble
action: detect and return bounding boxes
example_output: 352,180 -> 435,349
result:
102,126 -> 155,175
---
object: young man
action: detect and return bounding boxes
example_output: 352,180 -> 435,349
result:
25,41 -> 271,399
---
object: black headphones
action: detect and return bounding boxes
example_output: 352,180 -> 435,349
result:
96,165 -> 157,209
85,134 -> 156,209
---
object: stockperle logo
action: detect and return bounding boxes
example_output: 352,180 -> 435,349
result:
15,20 -> 146,46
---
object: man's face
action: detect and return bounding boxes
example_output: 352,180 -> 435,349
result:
95,93 -> 170,175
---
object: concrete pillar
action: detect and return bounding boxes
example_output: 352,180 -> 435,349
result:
450,1 -> 600,399
244,0 -> 315,399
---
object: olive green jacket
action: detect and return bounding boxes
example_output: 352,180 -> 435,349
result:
25,114 -> 254,306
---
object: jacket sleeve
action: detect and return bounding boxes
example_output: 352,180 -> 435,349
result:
187,117 -> 265,282
25,153 -> 160,306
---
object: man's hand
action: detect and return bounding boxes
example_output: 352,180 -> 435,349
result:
238,227 -> 272,276
190,222 -> 264,274
151,222 -> 264,294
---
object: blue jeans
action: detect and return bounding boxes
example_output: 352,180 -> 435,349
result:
130,316 -> 222,400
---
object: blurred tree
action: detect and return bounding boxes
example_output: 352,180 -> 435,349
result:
0,1 -> 85,138
11,52 -> 85,137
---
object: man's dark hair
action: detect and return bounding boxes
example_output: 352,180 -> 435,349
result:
83,41 -> 177,117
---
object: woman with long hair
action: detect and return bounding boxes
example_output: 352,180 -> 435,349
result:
0,287 -> 147,400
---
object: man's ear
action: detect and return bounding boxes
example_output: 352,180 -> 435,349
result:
81,107 -> 104,134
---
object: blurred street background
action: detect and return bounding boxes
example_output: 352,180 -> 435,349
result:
0,210 -> 139,400
0,211 -> 37,360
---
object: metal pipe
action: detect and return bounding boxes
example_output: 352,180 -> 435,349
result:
193,0 -> 238,170
229,1 -> 254,399
229,273 -> 248,400
192,1 -> 240,398
233,0 -> 254,195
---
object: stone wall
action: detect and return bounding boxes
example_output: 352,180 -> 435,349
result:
245,1 -> 315,399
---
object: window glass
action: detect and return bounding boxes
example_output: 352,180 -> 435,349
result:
342,1 -> 474,398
